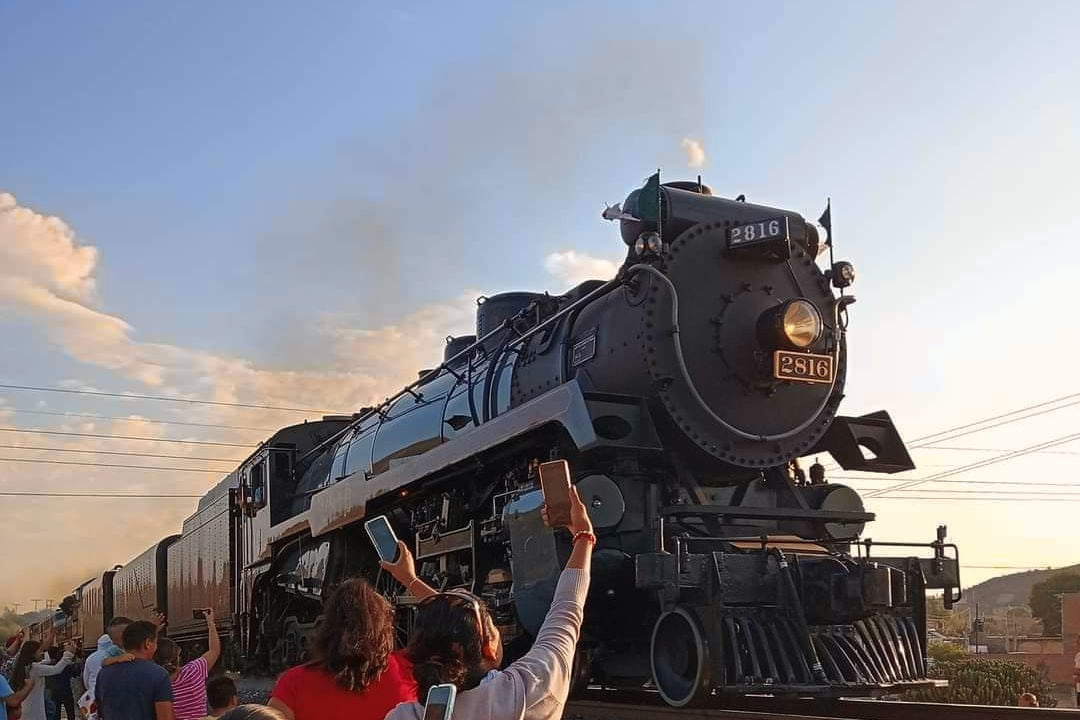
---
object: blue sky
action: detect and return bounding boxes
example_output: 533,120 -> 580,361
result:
2,1 -> 1080,607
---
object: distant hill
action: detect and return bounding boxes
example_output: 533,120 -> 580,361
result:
960,563 -> 1080,612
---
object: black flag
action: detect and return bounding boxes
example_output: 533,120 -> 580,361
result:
818,199 -> 832,247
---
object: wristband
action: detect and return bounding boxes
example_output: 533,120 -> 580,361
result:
572,530 -> 597,546
406,576 -> 423,594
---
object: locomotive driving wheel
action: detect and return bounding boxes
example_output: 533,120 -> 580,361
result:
650,606 -> 712,707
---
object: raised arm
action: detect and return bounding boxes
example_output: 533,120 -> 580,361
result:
33,645 -> 75,677
199,608 -> 221,667
381,541 -> 437,600
509,485 -> 594,711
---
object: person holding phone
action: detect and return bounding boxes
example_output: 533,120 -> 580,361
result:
385,484 -> 594,720
9,636 -> 77,720
152,608 -> 220,720
267,560 -> 436,720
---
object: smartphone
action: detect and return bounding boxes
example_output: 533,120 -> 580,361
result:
364,515 -> 401,563
192,608 -> 206,620
422,683 -> 457,720
538,459 -> 572,528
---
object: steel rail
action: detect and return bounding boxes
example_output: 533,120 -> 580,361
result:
564,693 -> 1076,720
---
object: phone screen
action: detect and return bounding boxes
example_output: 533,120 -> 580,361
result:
422,684 -> 455,720
538,460 -> 572,527
364,516 -> 400,563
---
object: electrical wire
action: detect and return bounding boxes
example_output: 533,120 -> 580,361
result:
0,491 -> 201,498
0,443 -> 241,464
0,457 -> 229,473
0,407 -> 274,434
857,487 -> 1080,497
0,427 -> 255,448
907,392 -> 1080,444
870,495 -> 1080,502
922,445 -> 1080,457
830,475 -> 1080,487
0,383 -> 346,415
866,431 -> 1080,497
820,394 -> 1080,474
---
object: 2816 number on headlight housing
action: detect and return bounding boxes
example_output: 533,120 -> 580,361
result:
773,350 -> 833,384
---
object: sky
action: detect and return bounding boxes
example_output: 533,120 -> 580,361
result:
2,0 -> 1079,610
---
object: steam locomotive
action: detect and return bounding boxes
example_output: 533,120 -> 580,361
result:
46,176 -> 961,706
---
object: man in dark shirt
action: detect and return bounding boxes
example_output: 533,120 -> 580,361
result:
45,645 -> 80,719
95,621 -> 174,720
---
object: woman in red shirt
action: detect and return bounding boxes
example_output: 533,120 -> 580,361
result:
268,569 -> 430,720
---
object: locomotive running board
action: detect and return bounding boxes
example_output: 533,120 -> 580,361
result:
306,380 -> 602,537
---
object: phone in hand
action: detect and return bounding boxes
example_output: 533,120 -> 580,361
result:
364,515 -> 401,564
421,683 -> 457,720
538,459 -> 572,528
192,608 -> 207,620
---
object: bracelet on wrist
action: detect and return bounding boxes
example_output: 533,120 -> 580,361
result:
572,530 -> 597,546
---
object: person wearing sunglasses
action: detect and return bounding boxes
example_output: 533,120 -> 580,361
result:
384,485 -> 595,720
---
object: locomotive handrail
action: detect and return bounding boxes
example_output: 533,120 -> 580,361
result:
626,263 -> 844,442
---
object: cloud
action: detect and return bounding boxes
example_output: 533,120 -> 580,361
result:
0,192 -> 603,608
543,250 -> 621,289
680,137 -> 707,168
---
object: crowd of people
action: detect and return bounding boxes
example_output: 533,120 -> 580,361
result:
0,485 -> 596,720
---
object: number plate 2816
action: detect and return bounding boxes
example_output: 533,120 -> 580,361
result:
774,350 -> 834,384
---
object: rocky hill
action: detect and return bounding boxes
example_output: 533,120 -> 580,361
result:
959,563 -> 1080,611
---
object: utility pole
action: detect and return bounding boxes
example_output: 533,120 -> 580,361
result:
11,602 -> 20,614
30,598 -> 43,613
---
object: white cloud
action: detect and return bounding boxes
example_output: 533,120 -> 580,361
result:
680,137 -> 706,168
543,250 -> 620,289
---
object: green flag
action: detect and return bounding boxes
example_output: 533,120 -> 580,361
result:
636,171 -> 662,223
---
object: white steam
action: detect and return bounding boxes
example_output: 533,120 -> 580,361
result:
681,137 -> 707,168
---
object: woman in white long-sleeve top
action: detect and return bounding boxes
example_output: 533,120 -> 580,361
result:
9,638 -> 75,720
384,485 -> 595,720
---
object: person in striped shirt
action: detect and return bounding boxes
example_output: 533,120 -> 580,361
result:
152,609 -> 221,720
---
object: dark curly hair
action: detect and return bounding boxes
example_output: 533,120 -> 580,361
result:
309,577 -> 395,693
153,636 -> 181,675
406,592 -> 495,697
10,640 -> 41,692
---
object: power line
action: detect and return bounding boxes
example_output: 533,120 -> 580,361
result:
0,383 -> 345,415
819,396 -> 1080,474
0,427 -> 254,448
962,565 -> 1057,570
831,475 -> 1080,487
907,392 -> 1080,444
857,487 -> 1080,497
866,431 -> 1080,497
922,445 -> 1080,457
0,456 -> 228,474
0,491 -> 201,499
0,407 -> 273,434
870,495 -> 1080,502
0,443 -> 241,464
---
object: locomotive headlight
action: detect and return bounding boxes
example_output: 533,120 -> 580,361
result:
644,231 -> 662,254
781,300 -> 823,348
634,231 -> 662,256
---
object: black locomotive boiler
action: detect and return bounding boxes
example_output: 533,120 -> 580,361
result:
51,176 -> 961,706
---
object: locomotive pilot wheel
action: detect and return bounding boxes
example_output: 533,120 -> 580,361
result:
651,606 -> 712,707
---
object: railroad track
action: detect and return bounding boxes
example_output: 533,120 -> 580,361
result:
563,690 -> 1077,720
